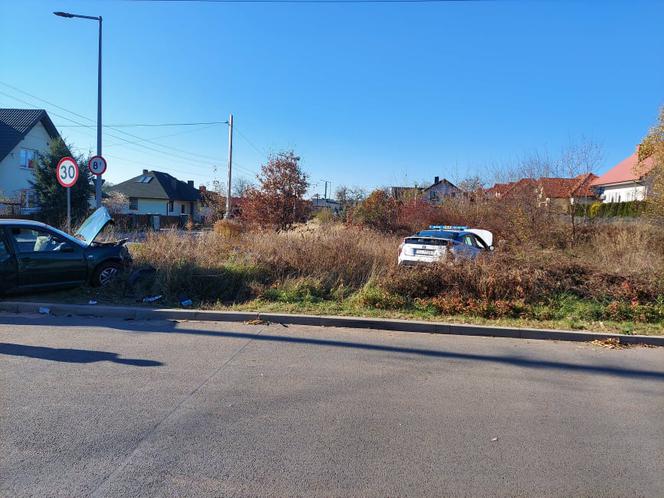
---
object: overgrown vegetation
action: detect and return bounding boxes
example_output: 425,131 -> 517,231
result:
120,213 -> 663,331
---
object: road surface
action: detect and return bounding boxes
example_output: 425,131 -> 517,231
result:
1,313 -> 663,497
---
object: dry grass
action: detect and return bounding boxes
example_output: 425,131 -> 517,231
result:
126,218 -> 664,325
131,224 -> 398,302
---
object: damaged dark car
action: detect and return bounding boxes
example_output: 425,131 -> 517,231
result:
0,207 -> 131,295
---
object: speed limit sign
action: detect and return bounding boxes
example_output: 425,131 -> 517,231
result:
88,155 -> 107,176
56,157 -> 79,188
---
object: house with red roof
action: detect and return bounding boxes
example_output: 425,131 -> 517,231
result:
590,146 -> 656,203
486,173 -> 598,211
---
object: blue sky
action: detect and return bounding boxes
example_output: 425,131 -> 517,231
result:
1,0 -> 662,196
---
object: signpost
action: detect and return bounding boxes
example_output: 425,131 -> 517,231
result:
56,157 -> 79,231
88,155 -> 107,176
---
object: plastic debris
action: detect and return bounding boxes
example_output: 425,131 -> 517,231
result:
38,307 -> 50,314
142,295 -> 163,303
491,437 -> 499,442
88,300 -> 98,305
180,298 -> 193,307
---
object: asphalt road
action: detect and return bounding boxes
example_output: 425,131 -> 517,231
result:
1,313 -> 663,497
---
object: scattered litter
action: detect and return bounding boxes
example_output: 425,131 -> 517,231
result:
178,296 -> 193,307
88,300 -> 98,305
142,295 -> 163,304
245,319 -> 269,326
491,437 -> 499,442
38,307 -> 50,315
591,338 -> 631,350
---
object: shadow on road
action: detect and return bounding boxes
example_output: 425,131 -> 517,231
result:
0,343 -> 163,367
1,315 -> 663,380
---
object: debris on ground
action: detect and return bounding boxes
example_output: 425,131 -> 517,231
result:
491,437 -> 499,442
245,319 -> 269,326
179,297 -> 193,307
142,295 -> 163,304
38,307 -> 50,315
88,300 -> 98,305
590,338 -> 631,349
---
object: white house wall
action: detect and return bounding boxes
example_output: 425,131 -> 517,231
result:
121,198 -> 200,218
0,121 -> 52,198
599,184 -> 647,203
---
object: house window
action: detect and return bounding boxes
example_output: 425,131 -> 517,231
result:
129,197 -> 138,210
168,201 -> 174,212
19,149 -> 38,169
181,204 -> 186,214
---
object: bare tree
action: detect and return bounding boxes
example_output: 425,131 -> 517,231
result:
232,177 -> 253,198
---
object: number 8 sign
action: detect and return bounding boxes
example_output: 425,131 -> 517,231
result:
56,157 -> 79,188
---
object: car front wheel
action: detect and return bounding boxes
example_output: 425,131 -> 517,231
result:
92,261 -> 122,287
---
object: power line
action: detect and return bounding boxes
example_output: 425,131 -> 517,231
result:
58,121 -> 227,128
0,82 -> 261,177
0,89 -> 225,172
102,122 -> 221,147
234,126 -> 268,156
0,81 -> 225,163
127,0 -> 480,3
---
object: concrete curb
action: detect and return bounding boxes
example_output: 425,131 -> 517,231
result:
1,300 -> 662,346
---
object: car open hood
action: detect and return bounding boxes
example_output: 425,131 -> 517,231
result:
75,207 -> 113,246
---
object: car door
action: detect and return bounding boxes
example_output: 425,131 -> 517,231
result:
458,234 -> 481,259
0,229 -> 18,293
7,225 -> 87,289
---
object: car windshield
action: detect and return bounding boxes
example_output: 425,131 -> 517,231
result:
405,238 -> 449,246
75,207 -> 112,246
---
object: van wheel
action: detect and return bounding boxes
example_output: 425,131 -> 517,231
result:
92,261 -> 122,287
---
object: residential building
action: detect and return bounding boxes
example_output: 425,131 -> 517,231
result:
591,147 -> 656,203
422,176 -> 460,205
311,196 -> 341,213
108,170 -> 202,220
387,177 -> 460,205
487,173 -> 598,211
0,108 -> 61,214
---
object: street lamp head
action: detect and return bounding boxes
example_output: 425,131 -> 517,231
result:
53,11 -> 75,18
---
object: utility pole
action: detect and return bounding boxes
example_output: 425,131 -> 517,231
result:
322,180 -> 331,201
224,113 -> 233,219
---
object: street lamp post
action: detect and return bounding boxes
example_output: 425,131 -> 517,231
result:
54,11 -> 103,208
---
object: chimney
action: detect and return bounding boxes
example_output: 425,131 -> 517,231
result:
434,176 -> 440,184
199,185 -> 206,192
188,180 -> 194,187
142,169 -> 148,175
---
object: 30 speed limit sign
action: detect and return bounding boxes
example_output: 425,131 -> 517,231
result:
88,155 -> 107,176
56,157 -> 79,188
